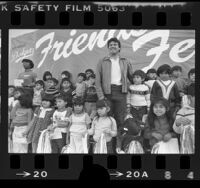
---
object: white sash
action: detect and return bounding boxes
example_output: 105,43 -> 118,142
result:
156,80 -> 175,100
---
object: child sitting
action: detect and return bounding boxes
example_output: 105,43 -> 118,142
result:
88,100 -> 117,154
173,84 -> 195,154
143,97 -> 179,154
116,118 -> 144,154
127,70 -> 150,125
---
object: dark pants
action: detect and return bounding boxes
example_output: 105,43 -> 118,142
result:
22,87 -> 34,98
130,106 -> 147,123
51,133 -> 67,153
105,85 -> 127,153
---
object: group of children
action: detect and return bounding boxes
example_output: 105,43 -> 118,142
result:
8,58 -> 195,154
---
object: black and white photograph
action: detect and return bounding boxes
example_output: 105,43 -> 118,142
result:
8,29 -> 195,154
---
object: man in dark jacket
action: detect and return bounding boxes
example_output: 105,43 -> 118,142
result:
95,37 -> 133,152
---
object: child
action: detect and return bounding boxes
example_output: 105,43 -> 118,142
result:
32,80 -> 45,111
48,94 -> 72,153
151,64 -> 181,119
143,97 -> 179,153
116,118 -> 144,154
184,68 -> 195,93
58,71 -> 72,89
88,99 -> 117,153
127,70 -> 150,124
44,77 -> 60,100
61,70 -> 71,80
85,69 -> 94,86
173,84 -> 195,154
75,73 -> 87,98
68,97 -> 91,153
25,94 -> 55,153
171,66 -> 187,97
10,93 -> 33,153
18,59 -> 37,97
43,71 -> 52,89
144,68 -> 157,92
84,74 -> 98,120
8,85 -> 16,113
60,78 -> 74,108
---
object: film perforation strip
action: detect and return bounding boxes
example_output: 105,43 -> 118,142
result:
9,154 -> 191,170
9,11 -> 192,26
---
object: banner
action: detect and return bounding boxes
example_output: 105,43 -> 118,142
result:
9,29 -> 195,85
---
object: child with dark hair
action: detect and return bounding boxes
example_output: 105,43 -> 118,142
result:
43,71 -> 52,89
74,73 -> 87,98
10,93 -> 33,153
127,70 -> 150,124
25,94 -> 55,153
85,69 -> 94,85
145,68 -> 157,92
144,97 -> 179,153
60,78 -> 74,108
171,65 -> 187,97
61,71 -> 71,80
88,99 -> 117,153
32,80 -> 45,111
48,94 -> 72,153
18,59 -> 37,87
67,97 -> 91,153
85,74 -> 98,120
173,83 -> 195,153
44,77 -> 60,101
151,64 -> 181,119
116,118 -> 144,154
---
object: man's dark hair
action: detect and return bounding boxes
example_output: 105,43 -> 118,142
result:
107,37 -> 121,49
22,59 -> 34,69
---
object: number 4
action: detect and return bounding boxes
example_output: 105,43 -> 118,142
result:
187,172 -> 194,179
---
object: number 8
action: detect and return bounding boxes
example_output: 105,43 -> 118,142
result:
165,171 -> 171,179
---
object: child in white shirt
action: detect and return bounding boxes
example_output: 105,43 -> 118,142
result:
127,70 -> 150,124
48,94 -> 72,153
88,100 -> 117,153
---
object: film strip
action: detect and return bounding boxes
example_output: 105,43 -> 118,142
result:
0,1 -> 199,181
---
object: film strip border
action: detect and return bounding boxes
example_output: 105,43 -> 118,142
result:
0,2 -> 198,27
0,1 -> 200,180
1,154 -> 198,180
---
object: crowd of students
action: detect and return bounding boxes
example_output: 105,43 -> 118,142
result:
8,58 -> 195,154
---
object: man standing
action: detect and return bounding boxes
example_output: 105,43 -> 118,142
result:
95,37 -> 133,152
